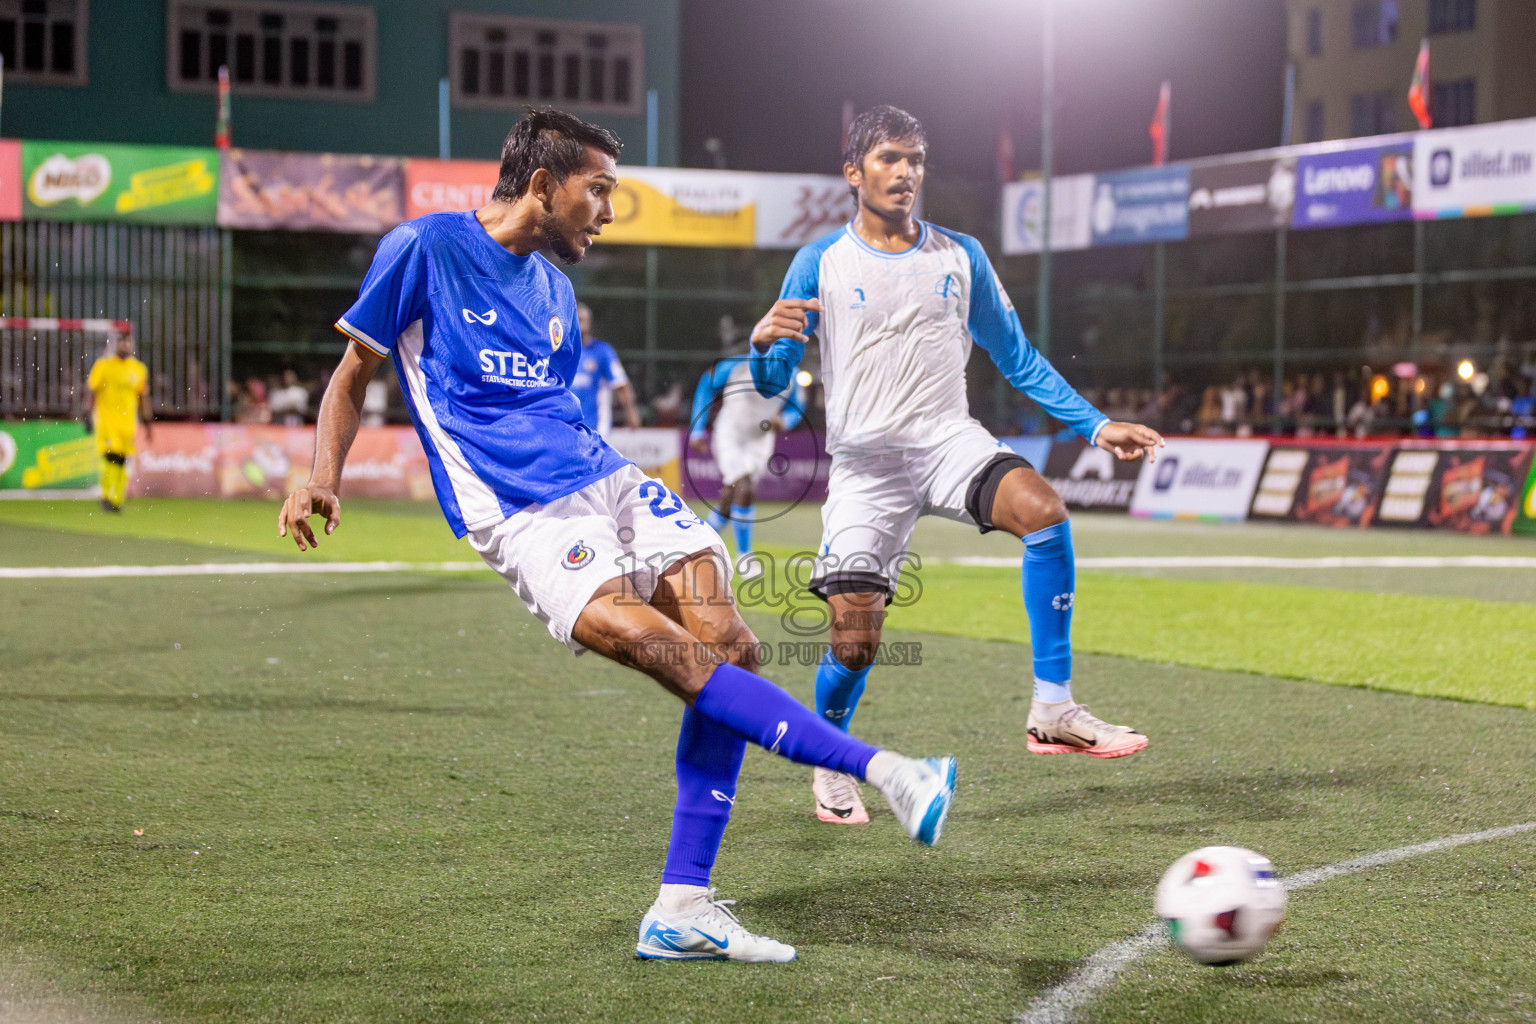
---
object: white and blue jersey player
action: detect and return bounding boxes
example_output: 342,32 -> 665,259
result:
750,106 -> 1164,826
688,353 -> 803,566
277,108 -> 957,964
568,302 -> 640,436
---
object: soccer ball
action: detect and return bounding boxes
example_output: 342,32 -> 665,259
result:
1154,845 -> 1286,965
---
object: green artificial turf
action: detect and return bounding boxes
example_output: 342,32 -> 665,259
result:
3,501 -> 1535,1023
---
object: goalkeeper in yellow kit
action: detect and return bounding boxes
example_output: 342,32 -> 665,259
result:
84,335 -> 152,512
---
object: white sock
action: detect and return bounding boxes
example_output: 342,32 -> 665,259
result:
1033,677 -> 1073,704
657,883 -> 710,916
864,750 -> 901,790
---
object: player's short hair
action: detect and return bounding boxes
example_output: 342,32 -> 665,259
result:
843,105 -> 927,174
492,107 -> 622,202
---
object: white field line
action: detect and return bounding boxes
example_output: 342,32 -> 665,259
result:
953,555 -> 1536,570
1016,820 -> 1536,1024
0,560 -> 489,579
4,554 -> 1536,580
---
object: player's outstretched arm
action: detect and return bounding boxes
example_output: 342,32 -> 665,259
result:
279,341 -> 385,550
1095,421 -> 1165,463
748,298 -> 820,397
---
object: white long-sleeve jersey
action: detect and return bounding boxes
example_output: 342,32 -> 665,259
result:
752,222 -> 1107,455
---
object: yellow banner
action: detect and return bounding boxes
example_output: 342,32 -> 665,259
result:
602,168 -> 756,248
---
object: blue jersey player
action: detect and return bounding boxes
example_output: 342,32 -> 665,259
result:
750,107 -> 1164,826
569,303 -> 640,436
278,108 -> 957,963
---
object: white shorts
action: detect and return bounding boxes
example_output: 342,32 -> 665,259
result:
713,423 -> 777,486
468,463 -> 731,653
812,423 -> 1018,601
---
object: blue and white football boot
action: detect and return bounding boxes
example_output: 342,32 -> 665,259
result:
636,888 -> 796,963
878,756 -> 957,846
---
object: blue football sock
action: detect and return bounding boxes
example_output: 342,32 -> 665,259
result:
814,646 -> 870,732
661,706 -> 746,886
693,663 -> 878,778
1023,521 -> 1075,703
730,504 -> 754,555
706,507 -> 728,532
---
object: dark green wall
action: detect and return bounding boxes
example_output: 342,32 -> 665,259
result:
8,0 -> 678,164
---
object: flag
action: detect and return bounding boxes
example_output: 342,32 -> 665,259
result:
1408,39 -> 1431,129
995,124 -> 1015,184
215,65 -> 231,149
1150,80 -> 1170,165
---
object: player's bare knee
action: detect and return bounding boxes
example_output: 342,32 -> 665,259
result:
717,616 -> 761,673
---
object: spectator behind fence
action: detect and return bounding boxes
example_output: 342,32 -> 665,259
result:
270,369 -> 310,426
235,377 -> 271,424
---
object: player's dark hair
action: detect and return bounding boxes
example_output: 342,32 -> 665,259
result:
843,105 -> 927,177
492,107 -> 622,202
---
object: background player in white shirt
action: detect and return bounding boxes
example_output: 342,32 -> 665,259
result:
688,353 -> 804,567
751,106 -> 1163,825
278,107 -> 956,962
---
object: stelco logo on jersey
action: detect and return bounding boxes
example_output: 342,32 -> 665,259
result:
478,348 -> 551,388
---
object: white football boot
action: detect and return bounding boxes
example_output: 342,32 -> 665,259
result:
636,888 -> 796,963
875,756 -> 957,846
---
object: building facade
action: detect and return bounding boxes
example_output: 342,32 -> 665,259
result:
2,0 -> 679,164
1286,0 -> 1536,142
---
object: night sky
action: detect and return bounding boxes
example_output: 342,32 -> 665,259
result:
680,0 -> 1289,182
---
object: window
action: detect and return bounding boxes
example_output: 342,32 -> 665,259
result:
1428,0 -> 1475,34
1431,78 -> 1477,127
0,0 -> 87,85
166,1 -> 375,102
1305,100 -> 1325,143
1350,91 -> 1396,136
1350,0 -> 1398,48
449,12 -> 643,116
1306,8 -> 1322,56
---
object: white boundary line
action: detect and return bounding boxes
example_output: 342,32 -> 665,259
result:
4,554 -> 1536,580
957,555 -> 1536,570
1017,820 -> 1536,1024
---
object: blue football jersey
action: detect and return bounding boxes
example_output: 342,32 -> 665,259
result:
336,212 -> 629,536
568,339 -> 629,435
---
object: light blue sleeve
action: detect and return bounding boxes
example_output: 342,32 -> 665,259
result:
336,224 -> 428,356
948,229 -> 1109,444
778,378 -> 805,431
689,360 -> 728,439
750,242 -> 819,398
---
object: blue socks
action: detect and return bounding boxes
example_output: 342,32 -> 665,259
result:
693,662 -> 878,778
814,647 -> 870,731
706,507 -> 727,532
661,707 -> 746,886
730,504 -> 754,556
1023,521 -> 1075,703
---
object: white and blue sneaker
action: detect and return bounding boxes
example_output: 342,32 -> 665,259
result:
878,756 -> 957,846
636,888 -> 796,963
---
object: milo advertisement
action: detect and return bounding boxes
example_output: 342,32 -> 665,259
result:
23,141 -> 218,224
0,420 -> 98,494
1516,456 -> 1536,536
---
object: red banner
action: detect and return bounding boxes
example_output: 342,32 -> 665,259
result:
129,424 -> 432,499
0,140 -> 22,222
403,159 -> 498,219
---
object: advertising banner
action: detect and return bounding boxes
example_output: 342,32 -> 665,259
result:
1000,174 -> 1094,255
0,140 -> 22,222
1292,142 -> 1414,229
1187,156 -> 1296,236
753,173 -> 856,250
1413,118 -> 1536,218
1129,437 -> 1269,520
403,158 -> 498,219
1376,444 -> 1534,534
217,149 -> 405,233
605,427 -> 683,493
1249,443 -> 1391,526
1515,459 -> 1536,536
1089,165 -> 1189,246
23,141 -> 218,224
681,429 -> 828,505
0,420 -> 98,494
127,423 -> 433,500
1041,436 -> 1139,511
606,166 -> 756,248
